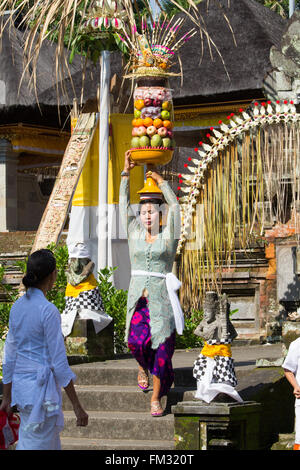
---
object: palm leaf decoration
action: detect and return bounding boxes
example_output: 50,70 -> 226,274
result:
176,101 -> 300,311
0,0 -> 234,103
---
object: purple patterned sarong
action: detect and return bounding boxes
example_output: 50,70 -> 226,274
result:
128,296 -> 176,398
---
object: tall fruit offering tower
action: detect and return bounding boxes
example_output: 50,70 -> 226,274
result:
123,16 -> 196,194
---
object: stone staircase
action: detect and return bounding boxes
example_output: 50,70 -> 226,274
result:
0,232 -> 37,297
0,231 -> 68,299
60,356 -> 196,450
0,231 -> 36,255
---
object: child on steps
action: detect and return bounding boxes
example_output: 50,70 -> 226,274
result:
283,337 -> 300,450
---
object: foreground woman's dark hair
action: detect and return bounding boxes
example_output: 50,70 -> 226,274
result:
22,249 -> 56,289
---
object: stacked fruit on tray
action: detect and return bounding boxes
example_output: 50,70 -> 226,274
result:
131,86 -> 175,150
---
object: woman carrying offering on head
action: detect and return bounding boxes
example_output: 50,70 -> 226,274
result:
0,249 -> 88,450
119,150 -> 184,417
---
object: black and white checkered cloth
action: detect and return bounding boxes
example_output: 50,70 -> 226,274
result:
193,354 -> 237,387
64,287 -> 105,313
206,339 -> 232,345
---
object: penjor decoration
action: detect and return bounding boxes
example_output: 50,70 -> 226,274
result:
76,0 -> 130,61
82,0 -> 127,34
176,100 -> 300,310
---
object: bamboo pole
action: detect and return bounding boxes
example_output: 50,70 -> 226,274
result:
97,50 -> 111,273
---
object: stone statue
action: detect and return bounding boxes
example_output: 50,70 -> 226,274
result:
263,11 -> 300,104
66,257 -> 95,286
194,292 -> 238,343
61,243 -> 112,338
193,291 -> 242,403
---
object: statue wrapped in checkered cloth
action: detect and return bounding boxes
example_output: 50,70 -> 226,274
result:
193,292 -> 243,403
61,243 -> 112,337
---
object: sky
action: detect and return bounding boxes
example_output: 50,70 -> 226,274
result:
149,0 -> 160,17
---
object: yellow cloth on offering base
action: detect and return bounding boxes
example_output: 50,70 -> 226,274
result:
65,274 -> 98,298
200,342 -> 232,358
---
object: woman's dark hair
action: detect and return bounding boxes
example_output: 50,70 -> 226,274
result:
139,198 -> 164,210
22,249 -> 56,289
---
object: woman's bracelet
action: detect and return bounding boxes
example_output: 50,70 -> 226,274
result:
121,170 -> 130,177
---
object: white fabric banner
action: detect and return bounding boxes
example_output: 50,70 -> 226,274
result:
61,309 -> 113,337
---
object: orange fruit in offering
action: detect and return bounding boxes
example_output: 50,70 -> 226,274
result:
153,118 -> 163,128
134,99 -> 145,110
163,120 -> 173,129
143,117 -> 153,127
159,62 -> 168,70
162,101 -> 172,110
132,118 -> 144,127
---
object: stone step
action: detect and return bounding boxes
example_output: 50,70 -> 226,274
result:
271,433 -> 295,450
62,384 -> 195,412
0,231 -> 67,254
61,437 -> 175,450
70,362 -> 196,387
61,359 -> 195,450
61,410 -> 174,441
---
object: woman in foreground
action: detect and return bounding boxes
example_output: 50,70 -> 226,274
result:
0,249 -> 88,450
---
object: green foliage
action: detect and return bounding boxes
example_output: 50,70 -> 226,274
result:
70,31 -> 130,65
0,265 -> 19,304
175,308 -> 204,349
15,0 -> 137,65
161,0 -> 299,18
0,247 -> 128,354
0,243 -> 69,341
2,244 -> 241,354
0,265 -> 20,340
254,0 -> 300,17
46,243 -> 69,313
160,0 -> 203,17
97,267 -> 128,354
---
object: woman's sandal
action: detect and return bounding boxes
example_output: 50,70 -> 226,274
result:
138,368 -> 149,391
151,400 -> 164,417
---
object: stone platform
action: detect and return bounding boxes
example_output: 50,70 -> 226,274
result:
0,342 -> 295,450
59,342 -> 295,450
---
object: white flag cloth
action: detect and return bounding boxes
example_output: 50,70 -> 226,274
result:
131,270 -> 185,335
61,309 -> 112,337
194,356 -> 243,403
67,242 -> 91,259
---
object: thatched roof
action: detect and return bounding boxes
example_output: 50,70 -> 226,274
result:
0,0 -> 288,121
168,0 -> 287,104
0,20 -> 85,107
36,51 -> 124,108
0,18 -> 107,126
0,17 -> 127,124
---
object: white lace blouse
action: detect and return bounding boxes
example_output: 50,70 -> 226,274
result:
119,178 -> 181,349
